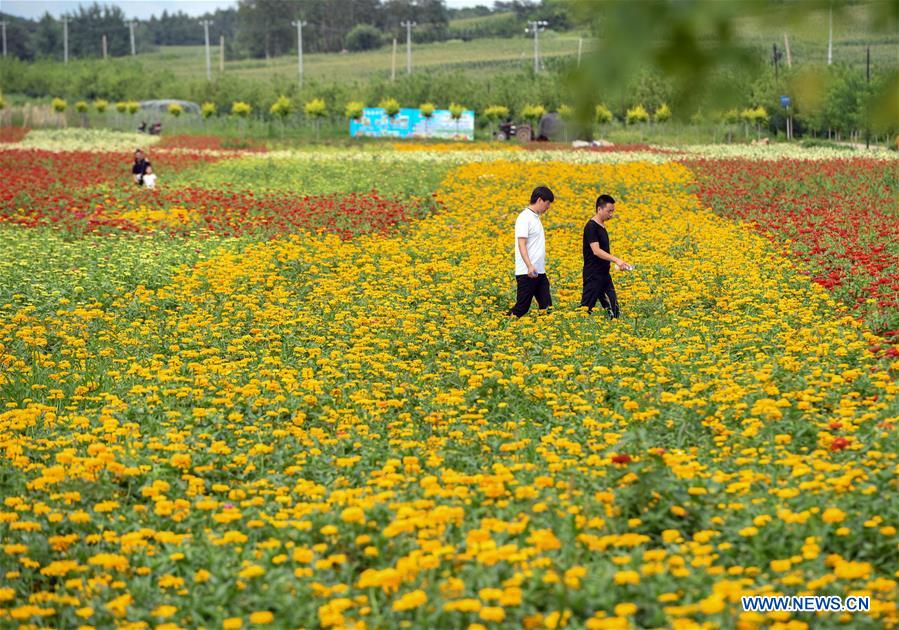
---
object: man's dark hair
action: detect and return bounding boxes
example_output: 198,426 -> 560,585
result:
596,194 -> 616,209
530,186 -> 555,204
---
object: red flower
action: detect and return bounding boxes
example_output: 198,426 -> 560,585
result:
830,437 -> 850,451
611,454 -> 632,464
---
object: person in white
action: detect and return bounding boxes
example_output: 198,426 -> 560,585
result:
142,165 -> 157,190
506,186 -> 554,317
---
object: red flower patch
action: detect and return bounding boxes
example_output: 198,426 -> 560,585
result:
0,148 -> 435,238
0,127 -> 30,144
686,158 -> 899,344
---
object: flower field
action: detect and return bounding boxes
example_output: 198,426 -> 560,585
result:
0,132 -> 897,629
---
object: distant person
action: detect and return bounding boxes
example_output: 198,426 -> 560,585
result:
506,186 -> 554,317
142,165 -> 157,190
132,149 -> 151,186
581,194 -> 632,318
138,121 -> 147,133
150,122 -> 162,135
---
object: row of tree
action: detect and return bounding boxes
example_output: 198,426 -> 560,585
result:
0,0 -> 565,60
32,92 -> 859,142
2,46 -> 893,139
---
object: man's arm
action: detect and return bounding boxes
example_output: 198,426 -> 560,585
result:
590,242 -> 628,269
518,237 -> 537,277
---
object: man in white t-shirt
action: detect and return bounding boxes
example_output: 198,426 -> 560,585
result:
506,186 -> 554,317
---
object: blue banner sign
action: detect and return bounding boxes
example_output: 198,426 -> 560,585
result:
780,95 -> 791,108
350,107 -> 475,140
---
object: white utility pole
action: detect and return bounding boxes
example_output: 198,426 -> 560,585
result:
783,33 -> 791,67
401,21 -> 415,74
220,34 -> 225,72
201,20 -> 212,80
62,17 -> 69,64
1,21 -> 8,58
391,37 -> 397,81
129,21 -> 136,56
102,33 -> 108,59
292,20 -> 307,87
577,36 -> 582,67
526,20 -> 548,73
827,4 -> 833,65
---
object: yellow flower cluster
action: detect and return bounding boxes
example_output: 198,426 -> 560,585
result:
0,158 -> 896,628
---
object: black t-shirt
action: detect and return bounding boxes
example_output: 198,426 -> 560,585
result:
132,158 -> 150,176
583,219 -> 610,274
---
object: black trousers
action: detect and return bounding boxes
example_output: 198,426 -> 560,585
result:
507,274 -> 552,317
581,271 -> 619,318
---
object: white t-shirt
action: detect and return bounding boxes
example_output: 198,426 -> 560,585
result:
514,207 -> 546,276
143,173 -> 157,189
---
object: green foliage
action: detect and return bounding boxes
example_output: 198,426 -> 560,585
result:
521,104 -> 545,124
379,97 -> 400,117
720,108 -> 740,124
75,100 -> 89,113
51,97 -> 67,113
345,101 -> 365,120
740,106 -> 767,125
201,102 -> 217,119
448,102 -> 465,120
595,104 -> 613,124
270,95 -> 294,119
419,102 -> 436,118
94,99 -> 108,113
115,101 -> 128,113
167,102 -> 183,117
654,103 -> 671,123
304,98 -> 328,119
558,104 -> 574,120
231,101 -> 252,118
170,155 -> 454,199
345,24 -> 384,52
625,104 -> 648,124
483,105 -> 509,121
126,101 -> 139,115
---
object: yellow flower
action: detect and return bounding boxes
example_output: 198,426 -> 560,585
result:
152,605 -> 178,618
479,606 -> 506,623
393,589 -> 427,612
613,570 -> 640,585
822,508 -> 845,524
340,506 -> 365,524
239,564 -> 265,579
614,603 -> 637,617
699,595 -> 726,614
770,559 -> 792,572
249,610 -> 274,625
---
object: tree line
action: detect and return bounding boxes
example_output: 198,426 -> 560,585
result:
0,0 -> 564,61
3,49 -> 894,142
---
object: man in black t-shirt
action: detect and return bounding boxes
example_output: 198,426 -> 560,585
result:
581,194 -> 631,318
132,149 -> 151,186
